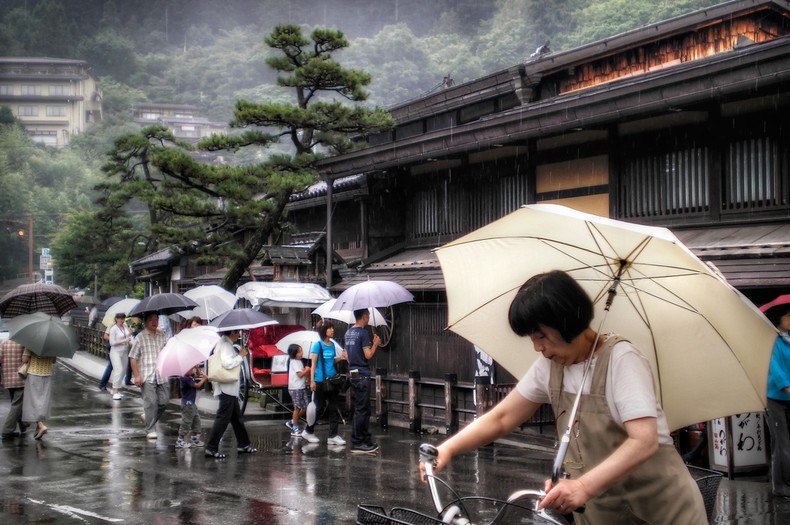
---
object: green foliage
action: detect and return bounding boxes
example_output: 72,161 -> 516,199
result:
50,209 -> 139,295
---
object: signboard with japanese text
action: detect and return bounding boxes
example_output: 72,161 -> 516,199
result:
709,412 -> 768,474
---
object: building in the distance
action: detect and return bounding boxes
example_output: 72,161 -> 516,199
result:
0,57 -> 102,147
132,103 -> 227,143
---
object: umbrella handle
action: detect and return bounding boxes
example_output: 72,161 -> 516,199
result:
551,437 -> 570,483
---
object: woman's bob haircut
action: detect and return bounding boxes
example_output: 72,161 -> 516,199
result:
508,270 -> 593,343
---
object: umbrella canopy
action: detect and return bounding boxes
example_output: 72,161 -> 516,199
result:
330,280 -> 414,312
0,283 -> 78,318
183,285 -> 237,321
236,282 -> 332,308
128,293 -> 198,317
209,308 -> 278,331
275,330 -> 344,354
435,204 -> 777,431
312,299 -> 387,327
156,325 -> 220,377
6,312 -> 79,358
101,298 -> 141,328
101,296 -> 125,308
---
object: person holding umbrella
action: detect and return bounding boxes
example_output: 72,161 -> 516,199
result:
0,339 -> 30,439
204,329 -> 257,458
129,312 -> 169,440
762,295 -> 790,498
21,347 -> 56,440
422,271 -> 706,524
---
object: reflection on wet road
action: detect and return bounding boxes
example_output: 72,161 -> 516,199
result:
1,364 -> 790,524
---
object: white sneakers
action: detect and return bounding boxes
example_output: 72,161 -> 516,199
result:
112,393 -> 123,400
146,431 -> 157,440
327,435 -> 346,446
301,431 -> 320,443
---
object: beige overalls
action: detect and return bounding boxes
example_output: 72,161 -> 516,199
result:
548,336 -> 707,525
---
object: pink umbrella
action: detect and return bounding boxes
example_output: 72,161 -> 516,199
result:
156,326 -> 220,378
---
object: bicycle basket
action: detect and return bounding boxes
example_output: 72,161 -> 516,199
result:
687,465 -> 723,520
357,504 -> 444,525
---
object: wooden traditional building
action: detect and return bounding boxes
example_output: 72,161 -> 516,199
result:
280,0 -> 790,429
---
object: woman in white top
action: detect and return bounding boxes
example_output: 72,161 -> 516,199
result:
108,313 -> 132,400
204,329 -> 257,458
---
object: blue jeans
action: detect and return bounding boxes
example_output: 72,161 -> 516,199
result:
351,375 -> 372,446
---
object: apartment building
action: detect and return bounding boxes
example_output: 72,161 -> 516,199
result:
132,103 -> 227,143
0,57 -> 102,147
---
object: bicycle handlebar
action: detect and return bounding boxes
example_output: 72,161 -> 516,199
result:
418,443 -> 583,525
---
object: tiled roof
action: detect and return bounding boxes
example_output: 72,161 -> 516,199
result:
331,248 -> 445,292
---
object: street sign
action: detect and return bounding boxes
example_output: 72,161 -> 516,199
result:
40,254 -> 51,270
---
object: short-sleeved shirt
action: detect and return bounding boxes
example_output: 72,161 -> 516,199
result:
768,333 -> 790,401
22,348 -> 56,376
516,338 -> 673,445
310,340 -> 340,382
129,328 -> 168,384
179,375 -> 199,405
289,358 -> 306,390
345,326 -> 372,375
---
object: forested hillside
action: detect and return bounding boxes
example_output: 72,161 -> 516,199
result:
0,0 -> 723,291
0,0 -> 721,120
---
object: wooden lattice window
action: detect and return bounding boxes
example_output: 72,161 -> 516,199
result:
619,147 -> 709,218
722,136 -> 789,212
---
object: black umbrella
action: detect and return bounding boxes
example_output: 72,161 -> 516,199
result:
0,283 -> 78,318
209,309 -> 278,331
128,293 -> 198,317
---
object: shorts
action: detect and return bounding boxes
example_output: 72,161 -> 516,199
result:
289,388 -> 308,410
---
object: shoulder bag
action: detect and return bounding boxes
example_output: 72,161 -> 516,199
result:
207,349 -> 240,383
318,342 -> 348,393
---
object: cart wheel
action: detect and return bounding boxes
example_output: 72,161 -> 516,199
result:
374,306 -> 395,347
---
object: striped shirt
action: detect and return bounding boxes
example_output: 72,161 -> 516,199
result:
129,328 -> 167,384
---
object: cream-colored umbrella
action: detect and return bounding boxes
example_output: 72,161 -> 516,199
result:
436,204 -> 777,432
101,298 -> 140,328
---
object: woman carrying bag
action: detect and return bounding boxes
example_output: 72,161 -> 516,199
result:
301,321 -> 348,445
204,329 -> 257,458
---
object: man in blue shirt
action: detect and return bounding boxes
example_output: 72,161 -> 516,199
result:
345,309 -> 381,453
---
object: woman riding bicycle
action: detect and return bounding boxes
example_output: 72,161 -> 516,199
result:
422,270 -> 706,524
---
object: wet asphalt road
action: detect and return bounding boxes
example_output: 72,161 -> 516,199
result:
2,363 -> 790,524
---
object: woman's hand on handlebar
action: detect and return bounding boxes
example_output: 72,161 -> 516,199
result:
537,478 -> 590,514
419,445 -> 451,483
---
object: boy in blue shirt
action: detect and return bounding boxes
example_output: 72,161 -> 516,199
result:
176,366 -> 208,448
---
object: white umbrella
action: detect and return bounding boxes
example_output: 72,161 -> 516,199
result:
183,285 -> 237,321
436,203 -> 777,432
156,326 -> 220,377
330,280 -> 414,312
312,298 -> 387,327
275,330 -> 344,354
101,298 -> 141,327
